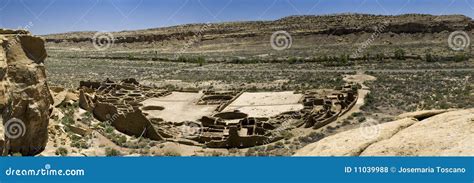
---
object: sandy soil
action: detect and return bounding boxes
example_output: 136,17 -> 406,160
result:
223,91 -> 304,117
141,92 -> 218,122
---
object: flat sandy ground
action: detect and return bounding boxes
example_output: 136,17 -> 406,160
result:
224,91 -> 304,117
140,92 -> 218,122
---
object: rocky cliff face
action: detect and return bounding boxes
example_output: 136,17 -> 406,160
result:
44,14 -> 473,43
43,14 -> 474,61
0,29 -> 53,156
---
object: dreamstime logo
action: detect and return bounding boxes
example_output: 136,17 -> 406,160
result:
448,31 -> 471,51
4,118 -> 26,139
179,121 -> 203,139
92,32 -> 115,51
270,31 -> 292,51
359,118 -> 380,139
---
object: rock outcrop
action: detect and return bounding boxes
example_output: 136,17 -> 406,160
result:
0,29 -> 53,156
294,109 -> 474,156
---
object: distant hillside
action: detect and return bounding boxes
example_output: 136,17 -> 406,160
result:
43,14 -> 474,61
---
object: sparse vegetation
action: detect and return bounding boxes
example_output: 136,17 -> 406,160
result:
364,71 -> 473,114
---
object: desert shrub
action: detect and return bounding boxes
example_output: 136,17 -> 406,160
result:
61,115 -> 74,125
196,57 -> 206,66
228,148 -> 240,154
163,150 -> 181,156
363,53 -> 371,61
105,148 -> 121,156
71,141 -> 90,149
288,57 -> 304,64
245,147 -> 256,156
375,53 -> 385,61
70,135 -> 90,149
105,126 -> 114,134
209,151 -> 224,156
424,49 -> 439,62
361,92 -> 376,111
55,147 -> 68,156
297,132 -> 324,145
453,53 -> 470,62
351,112 -> 363,117
338,54 -> 349,63
81,111 -> 93,125
274,141 -> 285,148
394,48 -> 406,60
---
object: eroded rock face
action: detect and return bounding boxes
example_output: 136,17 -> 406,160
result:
0,29 -> 53,156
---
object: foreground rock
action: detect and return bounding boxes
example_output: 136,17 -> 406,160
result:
0,29 -> 53,156
294,109 -> 474,156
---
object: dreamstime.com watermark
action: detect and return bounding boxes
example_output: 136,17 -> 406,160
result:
92,32 -> 115,51
351,21 -> 389,58
448,31 -> 471,51
4,164 -> 85,177
4,21 -> 34,52
4,118 -> 26,140
359,118 -> 380,140
270,31 -> 292,51
179,121 -> 203,139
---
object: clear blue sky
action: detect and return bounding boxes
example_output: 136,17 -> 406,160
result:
0,0 -> 473,35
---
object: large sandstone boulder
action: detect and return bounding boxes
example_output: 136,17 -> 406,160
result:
294,118 -> 417,156
294,109 -> 474,156
0,29 -> 53,156
361,109 -> 474,156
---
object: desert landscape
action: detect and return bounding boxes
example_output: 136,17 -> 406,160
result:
0,13 -> 473,157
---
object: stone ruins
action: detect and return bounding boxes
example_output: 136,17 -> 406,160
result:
79,79 -> 358,148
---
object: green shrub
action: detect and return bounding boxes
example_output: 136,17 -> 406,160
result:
375,53 -> 385,61
394,48 -> 406,60
55,147 -> 68,156
105,126 -> 114,134
453,53 -> 470,62
424,49 -> 439,62
61,114 -> 74,125
71,140 -> 90,149
105,148 -> 121,156
163,150 -> 181,156
196,57 -> 206,66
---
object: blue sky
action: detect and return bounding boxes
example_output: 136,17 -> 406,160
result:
0,0 -> 473,35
